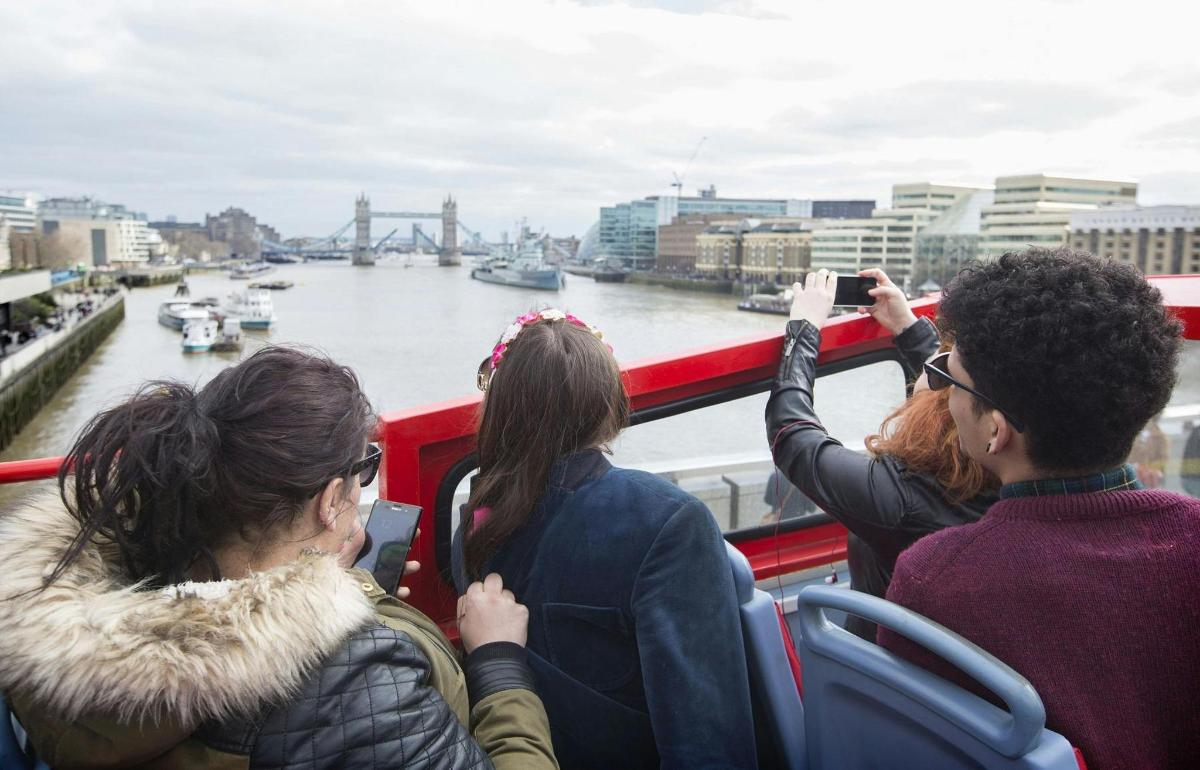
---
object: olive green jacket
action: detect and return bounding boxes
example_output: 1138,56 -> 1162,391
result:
0,493 -> 556,769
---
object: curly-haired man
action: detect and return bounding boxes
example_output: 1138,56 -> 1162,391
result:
878,248 -> 1200,770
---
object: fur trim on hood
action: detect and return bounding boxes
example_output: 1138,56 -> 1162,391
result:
0,491 -> 376,727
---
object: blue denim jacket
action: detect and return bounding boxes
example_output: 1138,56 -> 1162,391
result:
452,450 -> 757,769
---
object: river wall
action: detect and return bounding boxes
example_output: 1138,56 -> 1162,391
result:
626,272 -> 734,293
0,295 -> 125,451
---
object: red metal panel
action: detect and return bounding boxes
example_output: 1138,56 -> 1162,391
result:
733,523 -> 849,580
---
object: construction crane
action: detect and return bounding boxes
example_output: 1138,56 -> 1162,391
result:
670,136 -> 707,196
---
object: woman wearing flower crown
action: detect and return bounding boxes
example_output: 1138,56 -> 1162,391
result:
452,309 -> 757,770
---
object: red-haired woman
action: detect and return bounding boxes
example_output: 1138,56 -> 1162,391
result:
766,269 -> 999,640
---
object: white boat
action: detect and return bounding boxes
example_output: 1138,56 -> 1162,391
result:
231,262 -> 276,280
223,289 -> 276,329
157,301 -> 212,330
181,318 -> 218,353
211,318 -> 244,352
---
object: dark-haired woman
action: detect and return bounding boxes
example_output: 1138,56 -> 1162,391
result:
0,346 -> 558,770
452,310 -> 756,770
766,269 -> 998,640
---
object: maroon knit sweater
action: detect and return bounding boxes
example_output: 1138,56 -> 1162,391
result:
879,489 -> 1200,770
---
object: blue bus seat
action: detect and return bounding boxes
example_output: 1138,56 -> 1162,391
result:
794,585 -> 1079,770
1,692 -> 49,770
725,542 -> 806,770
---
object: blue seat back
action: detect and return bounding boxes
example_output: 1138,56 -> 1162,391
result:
794,586 -> 1078,770
725,542 -> 806,770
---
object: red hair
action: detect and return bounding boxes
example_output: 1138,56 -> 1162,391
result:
865,388 -> 998,505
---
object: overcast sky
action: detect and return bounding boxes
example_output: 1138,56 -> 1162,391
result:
3,0 -> 1199,239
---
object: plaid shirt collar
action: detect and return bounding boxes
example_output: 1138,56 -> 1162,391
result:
999,463 -> 1144,500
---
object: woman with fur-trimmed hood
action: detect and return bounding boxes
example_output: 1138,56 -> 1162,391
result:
0,346 -> 557,769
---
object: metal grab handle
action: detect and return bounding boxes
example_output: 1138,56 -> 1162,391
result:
796,585 -> 1047,758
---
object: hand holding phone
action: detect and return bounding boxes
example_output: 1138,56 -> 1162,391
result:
832,275 -> 877,307
354,500 -> 422,594
790,270 -> 835,327
856,269 -> 918,336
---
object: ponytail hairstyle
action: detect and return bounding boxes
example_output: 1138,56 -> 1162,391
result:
50,346 -> 376,588
463,317 -> 629,580
865,387 -> 998,505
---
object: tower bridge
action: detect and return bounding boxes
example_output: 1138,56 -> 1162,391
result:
261,194 -> 487,265
353,194 -> 459,266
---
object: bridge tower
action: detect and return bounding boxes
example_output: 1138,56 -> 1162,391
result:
440,196 -> 460,266
353,193 -> 374,266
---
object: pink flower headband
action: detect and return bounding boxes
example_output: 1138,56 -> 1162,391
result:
477,309 -> 609,391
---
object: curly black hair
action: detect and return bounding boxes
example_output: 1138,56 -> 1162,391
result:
939,248 -> 1182,474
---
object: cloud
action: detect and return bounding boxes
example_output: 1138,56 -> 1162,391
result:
1135,116 -> 1200,150
576,0 -> 789,20
780,81 -> 1132,140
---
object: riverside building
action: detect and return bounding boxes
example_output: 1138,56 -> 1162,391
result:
1070,206 -> 1200,275
739,221 -> 812,284
979,175 -> 1137,256
810,183 -> 988,284
205,207 -> 274,260
38,197 -> 154,267
597,189 -> 873,271
0,192 -> 38,233
912,190 -> 995,291
693,218 -> 818,283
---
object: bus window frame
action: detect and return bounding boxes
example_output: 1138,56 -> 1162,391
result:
432,347 -> 909,585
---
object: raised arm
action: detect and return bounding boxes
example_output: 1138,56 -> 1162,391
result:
764,269 -> 936,545
857,268 -> 938,378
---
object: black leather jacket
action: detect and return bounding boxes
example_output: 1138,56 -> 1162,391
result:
765,317 -> 996,640
201,626 -> 532,769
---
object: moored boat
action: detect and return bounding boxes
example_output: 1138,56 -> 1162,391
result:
248,280 -> 294,290
180,318 -> 217,353
157,301 -> 213,330
231,262 -> 276,280
737,293 -> 790,315
587,255 -> 627,283
223,289 -> 276,329
210,318 -> 244,352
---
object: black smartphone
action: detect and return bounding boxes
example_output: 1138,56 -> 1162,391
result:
833,276 -> 877,307
354,499 -> 421,594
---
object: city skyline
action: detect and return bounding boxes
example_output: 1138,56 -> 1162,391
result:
3,0 -> 1199,240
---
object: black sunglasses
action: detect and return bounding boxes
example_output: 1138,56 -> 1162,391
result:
923,352 -> 1026,433
346,443 -> 383,486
